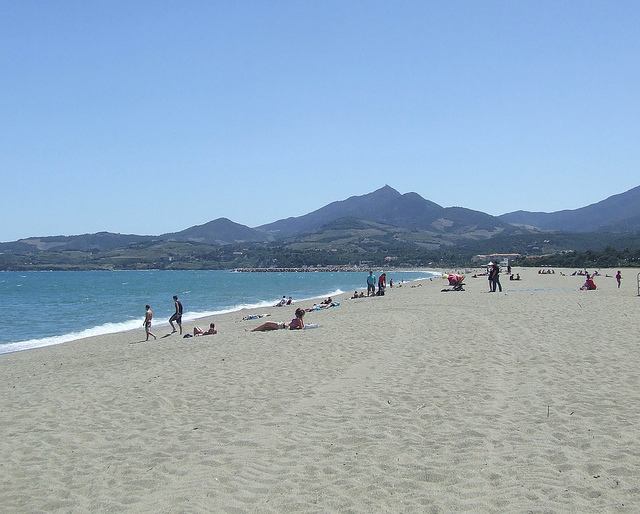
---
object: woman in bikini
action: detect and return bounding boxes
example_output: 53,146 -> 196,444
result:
246,308 -> 305,332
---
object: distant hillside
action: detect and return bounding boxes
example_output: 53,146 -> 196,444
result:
161,218 -> 271,245
0,232 -> 155,253
258,185 -> 514,238
256,186 -> 404,237
499,185 -> 640,232
3,183 -> 640,263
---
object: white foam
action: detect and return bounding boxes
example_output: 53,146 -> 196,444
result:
0,319 -> 143,355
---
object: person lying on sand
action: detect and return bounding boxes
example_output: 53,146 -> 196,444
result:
246,308 -> 305,331
306,301 -> 340,311
193,323 -> 217,336
243,314 -> 270,320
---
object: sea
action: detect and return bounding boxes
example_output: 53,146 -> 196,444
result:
0,269 -> 439,355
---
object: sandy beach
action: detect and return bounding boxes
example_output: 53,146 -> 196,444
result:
1,267 -> 639,512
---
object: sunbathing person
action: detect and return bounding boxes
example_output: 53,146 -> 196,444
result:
193,323 -> 217,336
246,308 -> 305,331
307,301 -> 339,311
242,313 -> 270,320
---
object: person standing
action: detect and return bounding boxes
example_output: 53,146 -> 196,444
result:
169,295 -> 183,334
367,271 -> 376,296
616,270 -> 622,288
377,272 -> 387,296
143,305 -> 157,341
491,262 -> 502,292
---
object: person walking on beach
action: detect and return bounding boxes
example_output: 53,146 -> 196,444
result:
144,305 -> 157,341
367,271 -> 376,296
616,270 -> 622,288
169,295 -> 183,334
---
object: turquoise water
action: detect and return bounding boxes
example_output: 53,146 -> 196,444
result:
0,269 -> 438,354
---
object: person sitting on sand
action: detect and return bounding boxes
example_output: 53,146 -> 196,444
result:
246,308 -> 305,332
193,323 -> 217,336
286,296 -> 293,305
580,274 -> 597,290
275,296 -> 287,307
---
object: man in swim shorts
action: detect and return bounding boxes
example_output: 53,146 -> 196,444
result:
169,295 -> 183,334
144,305 -> 157,341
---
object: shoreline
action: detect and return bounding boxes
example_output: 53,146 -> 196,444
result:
0,269 -> 442,356
1,267 -> 639,511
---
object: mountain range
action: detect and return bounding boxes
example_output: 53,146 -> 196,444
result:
2,184 -> 640,254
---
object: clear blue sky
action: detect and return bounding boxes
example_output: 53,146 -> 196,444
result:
2,1 -> 639,242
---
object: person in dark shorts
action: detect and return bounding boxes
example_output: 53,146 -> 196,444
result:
169,295 -> 183,334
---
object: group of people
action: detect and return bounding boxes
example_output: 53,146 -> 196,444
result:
143,295 -> 216,341
143,295 -> 184,341
143,264 -> 624,341
366,271 -> 388,296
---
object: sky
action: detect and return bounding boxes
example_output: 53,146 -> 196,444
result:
1,1 -> 639,242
